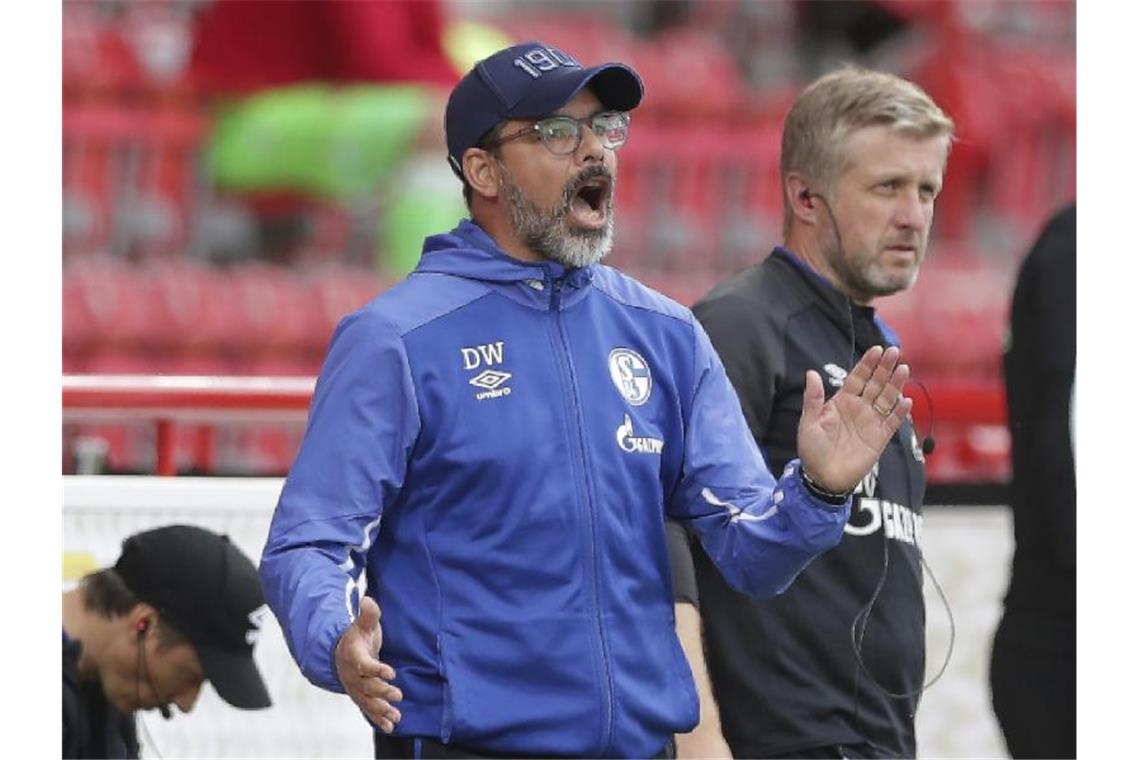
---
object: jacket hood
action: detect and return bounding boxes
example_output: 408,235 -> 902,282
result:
414,219 -> 594,289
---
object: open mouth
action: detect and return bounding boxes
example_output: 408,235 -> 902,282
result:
568,175 -> 612,230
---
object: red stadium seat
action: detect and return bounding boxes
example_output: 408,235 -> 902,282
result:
303,264 -> 389,354
63,265 -> 95,359
224,262 -> 325,372
62,3 -> 146,101
617,122 -> 782,273
145,257 -> 237,360
66,255 -> 161,359
901,260 -> 1012,378
63,106 -> 139,256
125,107 -> 208,259
64,0 -> 198,102
634,28 -> 748,122
493,15 -> 634,67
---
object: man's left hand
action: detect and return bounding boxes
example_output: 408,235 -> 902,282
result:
796,345 -> 913,494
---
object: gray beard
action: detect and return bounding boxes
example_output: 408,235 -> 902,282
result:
502,169 -> 615,269
824,239 -> 921,300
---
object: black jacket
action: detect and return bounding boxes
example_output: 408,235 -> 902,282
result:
1001,204 -> 1076,632
63,631 -> 139,759
685,248 -> 928,758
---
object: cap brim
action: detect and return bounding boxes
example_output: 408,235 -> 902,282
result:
582,64 -> 644,112
508,62 -> 643,119
197,645 -> 271,709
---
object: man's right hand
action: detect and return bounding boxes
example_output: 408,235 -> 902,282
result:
335,595 -> 403,733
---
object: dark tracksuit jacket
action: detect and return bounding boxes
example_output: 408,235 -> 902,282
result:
63,631 -> 139,759
685,247 -> 928,758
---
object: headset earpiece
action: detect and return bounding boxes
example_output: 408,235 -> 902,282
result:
134,616 -> 175,722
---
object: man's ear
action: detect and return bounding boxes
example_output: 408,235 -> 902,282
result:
127,603 -> 158,636
463,148 -> 501,202
786,173 -> 819,227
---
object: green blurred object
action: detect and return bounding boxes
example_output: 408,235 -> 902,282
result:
207,84 -> 433,201
379,157 -> 467,277
208,85 -> 329,192
319,86 -> 432,198
205,80 -> 471,277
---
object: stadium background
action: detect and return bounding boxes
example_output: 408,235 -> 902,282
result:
60,1 -> 1075,758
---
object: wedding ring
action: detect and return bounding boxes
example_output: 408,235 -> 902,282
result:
873,399 -> 895,417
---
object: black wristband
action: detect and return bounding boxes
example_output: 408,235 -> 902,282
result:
800,468 -> 852,505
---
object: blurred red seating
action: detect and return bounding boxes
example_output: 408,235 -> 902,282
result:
494,14 -> 634,65
64,0 -> 197,102
631,28 -> 748,123
619,122 -> 782,272
303,263 -> 389,354
64,255 -> 159,360
126,107 -> 208,259
64,103 -> 207,260
64,106 -> 139,256
144,257 -> 239,360
63,2 -> 146,102
900,261 -> 1011,378
226,262 -> 320,366
958,423 -> 1011,481
633,270 -> 722,308
231,425 -> 305,476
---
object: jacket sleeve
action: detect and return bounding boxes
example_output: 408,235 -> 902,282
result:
667,318 -> 849,597
1008,205 -> 1076,571
665,519 -> 699,607
260,308 -> 420,693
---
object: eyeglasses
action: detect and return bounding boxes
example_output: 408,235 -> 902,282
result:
484,111 -> 631,156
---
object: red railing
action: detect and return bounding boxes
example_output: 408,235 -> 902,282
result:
63,374 -> 1008,481
63,375 -> 314,476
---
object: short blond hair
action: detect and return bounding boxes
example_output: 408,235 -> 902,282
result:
780,66 -> 954,232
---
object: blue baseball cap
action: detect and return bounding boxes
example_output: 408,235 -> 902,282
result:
445,41 -> 644,178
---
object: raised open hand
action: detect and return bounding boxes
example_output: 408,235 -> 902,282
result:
334,595 -> 403,733
796,345 -> 913,494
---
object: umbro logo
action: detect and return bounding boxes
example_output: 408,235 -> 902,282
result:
823,363 -> 848,388
469,370 -> 511,390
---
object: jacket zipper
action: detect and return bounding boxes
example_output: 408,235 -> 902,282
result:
549,275 -> 615,755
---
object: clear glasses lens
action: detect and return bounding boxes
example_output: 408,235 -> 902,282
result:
593,112 -> 630,149
537,112 -> 630,155
538,118 -> 581,155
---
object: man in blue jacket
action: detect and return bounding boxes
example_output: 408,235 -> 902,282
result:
260,42 -> 915,759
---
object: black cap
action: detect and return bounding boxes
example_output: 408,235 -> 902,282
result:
445,41 -> 643,178
115,525 -> 272,709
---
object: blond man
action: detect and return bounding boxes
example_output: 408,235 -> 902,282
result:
674,67 -> 954,758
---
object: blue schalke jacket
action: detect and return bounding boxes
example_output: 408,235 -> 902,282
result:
261,220 -> 851,758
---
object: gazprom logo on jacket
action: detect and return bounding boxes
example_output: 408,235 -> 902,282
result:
843,462 -> 923,546
616,414 -> 664,455
608,348 -> 652,406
